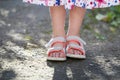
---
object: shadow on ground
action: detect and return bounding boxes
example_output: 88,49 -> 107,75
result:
0,0 -> 120,80
47,41 -> 120,80
0,69 -> 17,80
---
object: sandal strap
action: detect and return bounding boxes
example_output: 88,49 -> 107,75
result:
66,36 -> 86,55
66,44 -> 85,55
67,44 -> 84,50
45,37 -> 66,48
66,36 -> 86,45
48,47 -> 63,52
47,47 -> 66,57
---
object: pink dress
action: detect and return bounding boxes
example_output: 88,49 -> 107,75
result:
23,0 -> 120,9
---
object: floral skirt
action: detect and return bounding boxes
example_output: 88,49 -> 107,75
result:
23,0 -> 120,9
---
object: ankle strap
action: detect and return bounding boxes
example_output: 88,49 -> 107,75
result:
45,37 -> 66,48
66,36 -> 86,45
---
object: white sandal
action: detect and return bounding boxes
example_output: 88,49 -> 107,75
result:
45,37 -> 66,61
66,36 -> 86,59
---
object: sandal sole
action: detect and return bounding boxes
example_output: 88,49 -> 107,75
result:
47,57 -> 66,61
67,54 -> 86,59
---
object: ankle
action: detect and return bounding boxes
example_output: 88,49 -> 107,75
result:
52,34 -> 66,38
66,34 -> 80,37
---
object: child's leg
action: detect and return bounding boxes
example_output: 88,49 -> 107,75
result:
67,6 -> 86,36
67,6 -> 86,55
48,6 -> 66,59
50,6 -> 66,38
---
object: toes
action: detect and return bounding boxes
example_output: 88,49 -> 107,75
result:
74,50 -> 78,55
56,53 -> 59,57
54,53 -> 59,58
78,51 -> 82,55
49,53 -> 53,57
69,49 -> 81,55
77,50 -> 80,55
60,53 -> 64,58
68,49 -> 72,54
59,53 -> 62,57
49,52 -> 65,58
72,49 -> 75,54
52,53 -> 56,57
51,52 -> 64,58
58,53 -> 63,58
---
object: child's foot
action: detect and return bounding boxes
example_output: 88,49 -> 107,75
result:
66,36 -> 86,59
45,37 -> 66,61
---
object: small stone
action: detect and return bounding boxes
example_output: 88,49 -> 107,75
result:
105,60 -> 110,62
89,64 -> 94,66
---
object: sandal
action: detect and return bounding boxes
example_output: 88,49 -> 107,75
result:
66,36 -> 86,59
45,37 -> 66,61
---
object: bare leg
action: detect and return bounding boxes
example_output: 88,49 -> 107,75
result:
49,6 -> 66,58
50,6 -> 66,38
67,6 -> 86,55
67,6 -> 86,36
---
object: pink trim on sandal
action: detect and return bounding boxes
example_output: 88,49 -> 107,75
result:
66,36 -> 86,59
45,37 -> 66,61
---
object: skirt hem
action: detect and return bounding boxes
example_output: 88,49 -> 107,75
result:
23,0 -> 120,9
